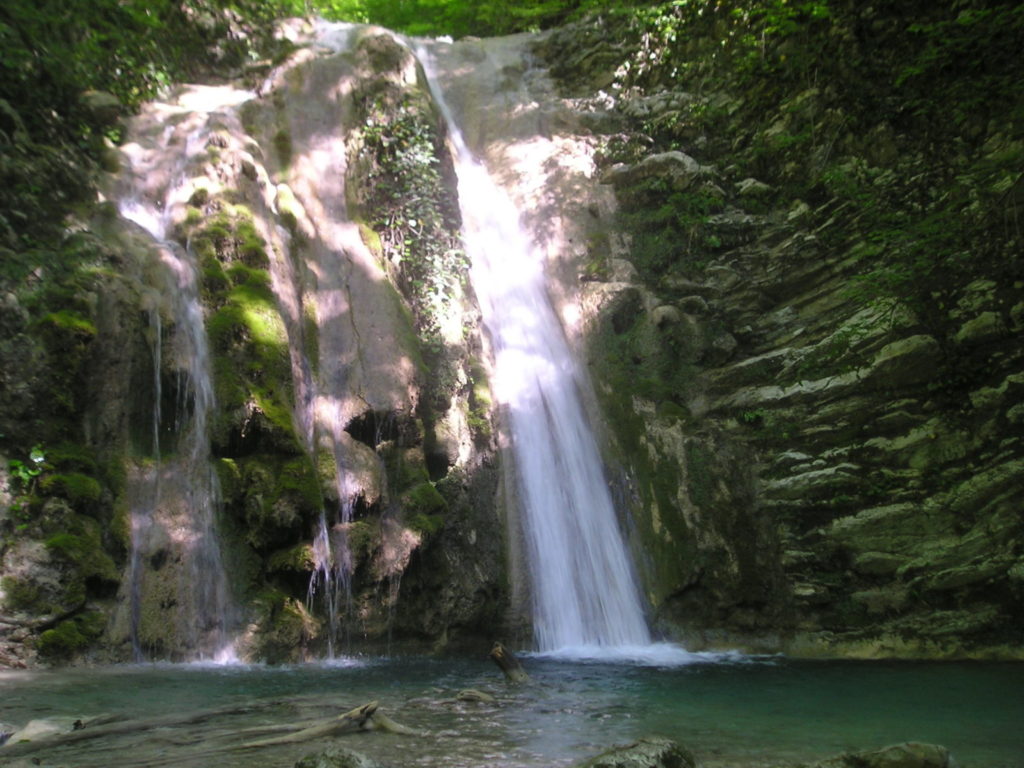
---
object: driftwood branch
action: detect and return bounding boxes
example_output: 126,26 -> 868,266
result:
0,701 -> 282,758
489,642 -> 530,683
237,700 -> 425,749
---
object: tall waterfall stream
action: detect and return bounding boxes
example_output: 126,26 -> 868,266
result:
415,39 -> 654,655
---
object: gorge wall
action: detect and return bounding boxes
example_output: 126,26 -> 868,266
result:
1,3 -> 1022,666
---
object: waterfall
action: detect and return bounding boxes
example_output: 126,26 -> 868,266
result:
114,91 -> 248,662
415,41 -> 652,654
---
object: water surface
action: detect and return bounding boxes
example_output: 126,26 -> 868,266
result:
2,656 -> 1021,767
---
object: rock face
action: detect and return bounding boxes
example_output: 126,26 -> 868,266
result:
0,24 -> 507,665
2,7 -> 1022,664
528,10 -> 1024,658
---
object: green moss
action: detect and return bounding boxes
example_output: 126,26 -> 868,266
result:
47,442 -> 99,473
37,619 -> 88,657
1,576 -> 42,611
216,457 -> 241,500
358,221 -> 384,260
407,512 -> 444,537
36,611 -> 106,658
37,309 -> 97,338
234,454 -> 320,550
200,255 -> 230,296
280,458 -> 322,507
401,481 -> 447,515
39,472 -> 102,505
381,444 -> 430,491
43,520 -> 119,583
267,543 -> 315,573
235,219 -> 268,268
226,262 -> 272,289
346,520 -> 375,559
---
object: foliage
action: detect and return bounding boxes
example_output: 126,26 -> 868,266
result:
7,445 -> 45,490
0,0 -> 296,255
616,179 -> 726,281
312,0 -> 622,37
359,93 -> 466,343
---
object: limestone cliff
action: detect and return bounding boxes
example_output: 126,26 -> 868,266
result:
1,4 -> 1022,666
0,23 -> 507,666
529,6 -> 1024,658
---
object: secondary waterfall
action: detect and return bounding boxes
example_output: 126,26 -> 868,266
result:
416,41 -> 652,653
112,88 -> 250,661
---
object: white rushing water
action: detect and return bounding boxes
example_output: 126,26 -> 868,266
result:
415,41 -> 653,654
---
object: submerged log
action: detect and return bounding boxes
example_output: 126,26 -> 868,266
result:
238,700 -> 425,749
489,642 -> 530,683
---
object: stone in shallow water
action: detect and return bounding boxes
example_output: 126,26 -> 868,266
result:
574,735 -> 696,768
808,741 -> 958,768
295,746 -> 385,768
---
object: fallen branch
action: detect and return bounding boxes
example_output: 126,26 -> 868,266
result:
0,701 -> 282,758
489,642 -> 530,683
237,700 -> 425,749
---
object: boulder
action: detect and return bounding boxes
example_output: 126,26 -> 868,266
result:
809,741 -> 957,768
954,311 -> 1007,346
863,335 -> 942,389
80,90 -> 122,126
294,746 -> 385,768
736,177 -> 772,197
601,151 -> 703,191
574,736 -> 696,768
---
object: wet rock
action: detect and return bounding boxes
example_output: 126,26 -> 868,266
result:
954,311 -> 1007,346
601,151 -> 703,191
5,716 -> 87,745
80,90 -> 122,126
704,329 -> 738,365
677,295 -> 708,315
295,746 -> 385,768
863,335 -> 942,389
852,552 -> 906,576
807,741 -> 958,768
650,305 -> 682,328
736,177 -> 772,197
574,736 -> 696,768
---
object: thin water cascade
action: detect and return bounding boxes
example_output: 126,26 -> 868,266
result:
113,91 -> 250,661
415,42 -> 653,654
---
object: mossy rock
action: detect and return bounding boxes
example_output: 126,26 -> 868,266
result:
251,594 -> 318,664
36,612 -> 106,659
206,274 -> 297,448
1,576 -> 43,612
43,512 -> 120,585
407,512 -> 444,538
401,481 -> 447,516
267,543 -> 315,573
236,455 -> 321,549
47,442 -> 100,473
35,309 -> 97,339
381,445 -> 431,492
39,472 -> 102,507
346,520 -> 376,561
